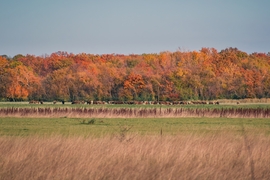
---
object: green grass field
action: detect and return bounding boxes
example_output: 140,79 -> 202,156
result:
1,117 -> 269,137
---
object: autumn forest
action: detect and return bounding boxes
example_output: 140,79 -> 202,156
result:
1,47 -> 270,102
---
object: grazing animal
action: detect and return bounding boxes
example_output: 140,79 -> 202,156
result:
71,100 -> 80,104
87,100 -> 93,105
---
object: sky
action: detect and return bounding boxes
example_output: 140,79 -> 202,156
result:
1,0 -> 270,57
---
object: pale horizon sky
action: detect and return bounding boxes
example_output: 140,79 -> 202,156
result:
1,0 -> 270,57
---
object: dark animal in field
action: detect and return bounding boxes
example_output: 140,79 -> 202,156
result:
86,101 -> 93,105
114,101 -> 124,104
173,101 -> 180,105
72,100 -> 81,104
126,101 -> 135,105
207,101 -> 220,105
191,101 -> 206,105
93,101 -> 100,104
71,100 -> 86,104
134,101 -> 143,105
108,101 -> 114,104
180,101 -> 188,105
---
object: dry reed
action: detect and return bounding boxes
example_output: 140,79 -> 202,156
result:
1,107 -> 270,118
0,133 -> 269,179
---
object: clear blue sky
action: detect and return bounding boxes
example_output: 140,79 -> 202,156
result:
1,0 -> 269,57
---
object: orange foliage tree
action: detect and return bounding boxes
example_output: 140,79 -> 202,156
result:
4,60 -> 41,101
1,48 -> 270,101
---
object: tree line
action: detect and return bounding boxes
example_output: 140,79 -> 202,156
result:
1,47 -> 270,102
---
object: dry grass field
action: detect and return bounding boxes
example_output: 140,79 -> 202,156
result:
1,106 -> 270,118
0,132 -> 270,180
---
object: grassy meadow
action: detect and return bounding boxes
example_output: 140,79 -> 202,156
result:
1,117 -> 270,137
0,102 -> 270,179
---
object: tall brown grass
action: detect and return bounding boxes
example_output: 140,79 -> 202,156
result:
0,133 -> 269,179
1,107 -> 270,118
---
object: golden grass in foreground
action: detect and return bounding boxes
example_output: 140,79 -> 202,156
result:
0,133 -> 269,179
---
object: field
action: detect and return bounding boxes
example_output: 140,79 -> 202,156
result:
0,102 -> 270,179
